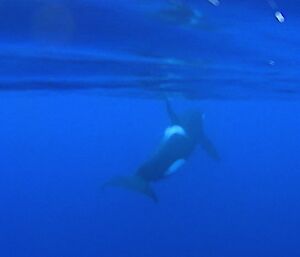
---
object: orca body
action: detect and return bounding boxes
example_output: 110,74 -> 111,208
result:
136,125 -> 194,182
103,99 -> 219,202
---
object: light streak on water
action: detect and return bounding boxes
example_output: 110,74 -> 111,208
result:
208,0 -> 220,7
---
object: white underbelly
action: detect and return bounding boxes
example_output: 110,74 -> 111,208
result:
165,159 -> 186,176
164,125 -> 187,141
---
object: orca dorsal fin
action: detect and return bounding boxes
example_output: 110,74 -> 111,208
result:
165,97 -> 180,125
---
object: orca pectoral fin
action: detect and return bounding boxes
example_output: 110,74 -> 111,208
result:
103,176 -> 158,202
199,135 -> 220,161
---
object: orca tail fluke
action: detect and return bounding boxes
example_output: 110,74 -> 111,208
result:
102,175 -> 158,202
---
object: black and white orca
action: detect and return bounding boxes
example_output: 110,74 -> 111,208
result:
103,99 -> 219,202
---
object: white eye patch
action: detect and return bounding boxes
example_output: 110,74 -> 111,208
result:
165,159 -> 186,176
164,125 -> 187,141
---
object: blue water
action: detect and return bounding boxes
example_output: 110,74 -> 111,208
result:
0,1 -> 300,257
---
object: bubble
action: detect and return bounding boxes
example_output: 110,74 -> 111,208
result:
275,11 -> 285,23
269,60 -> 275,66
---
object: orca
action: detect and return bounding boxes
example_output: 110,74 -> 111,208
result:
103,99 -> 219,202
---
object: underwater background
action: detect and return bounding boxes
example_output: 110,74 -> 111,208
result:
0,0 -> 300,256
